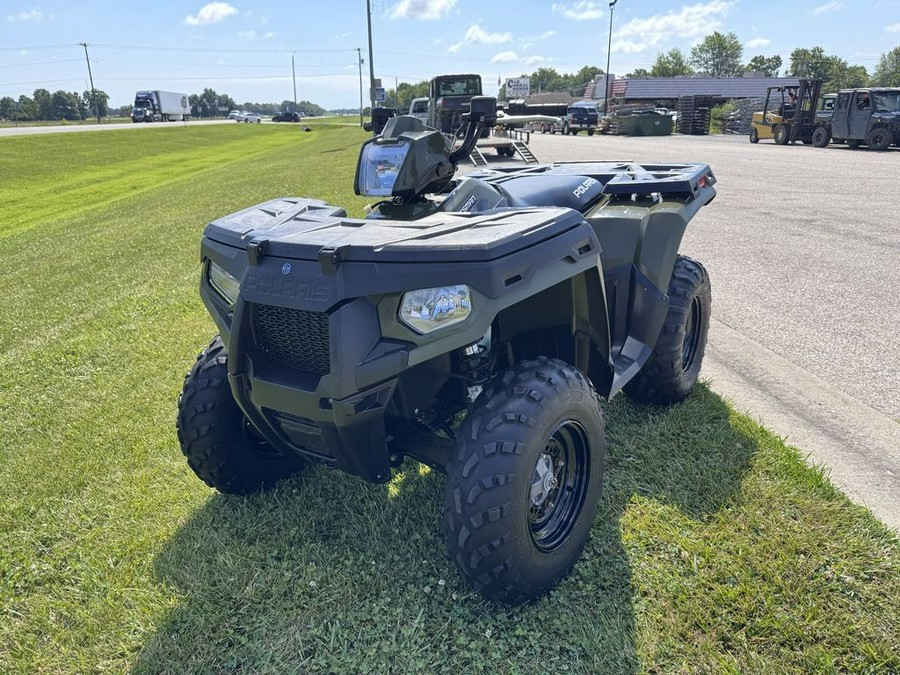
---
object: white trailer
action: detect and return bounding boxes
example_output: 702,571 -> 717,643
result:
132,90 -> 190,122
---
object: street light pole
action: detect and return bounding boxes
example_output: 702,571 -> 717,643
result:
604,0 -> 618,116
357,47 -> 364,128
292,52 -> 297,110
366,0 -> 376,116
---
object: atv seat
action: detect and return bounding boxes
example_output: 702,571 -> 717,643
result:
492,174 -> 605,213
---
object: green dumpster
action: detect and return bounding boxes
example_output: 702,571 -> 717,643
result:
622,113 -> 673,136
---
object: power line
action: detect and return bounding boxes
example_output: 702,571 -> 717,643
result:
90,43 -> 354,55
0,44 -> 76,52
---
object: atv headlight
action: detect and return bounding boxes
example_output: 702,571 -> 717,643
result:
399,285 -> 471,334
207,260 -> 240,306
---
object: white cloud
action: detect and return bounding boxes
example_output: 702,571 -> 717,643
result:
333,32 -> 351,39
551,2 -> 606,21
447,24 -> 511,54
185,2 -> 239,26
887,22 -> 900,31
522,30 -> 556,50
610,0 -> 734,54
491,51 -> 519,63
238,30 -> 275,40
746,37 -> 771,48
7,9 -> 52,22
811,0 -> 844,14
524,55 -> 546,67
462,24 -> 512,44
390,0 -> 456,20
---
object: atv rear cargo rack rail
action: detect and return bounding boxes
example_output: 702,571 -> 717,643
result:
472,161 -> 716,199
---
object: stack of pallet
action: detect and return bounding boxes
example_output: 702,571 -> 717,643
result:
676,96 -> 715,135
723,98 -> 763,135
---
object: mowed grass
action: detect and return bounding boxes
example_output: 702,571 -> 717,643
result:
0,125 -> 898,674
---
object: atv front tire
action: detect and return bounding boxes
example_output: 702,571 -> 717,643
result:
624,256 -> 711,405
442,357 -> 605,604
177,336 -> 307,494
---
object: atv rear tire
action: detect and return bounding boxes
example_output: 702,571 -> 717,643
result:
866,126 -> 892,151
442,357 -> 605,604
812,126 -> 830,148
624,256 -> 711,405
177,336 -> 307,494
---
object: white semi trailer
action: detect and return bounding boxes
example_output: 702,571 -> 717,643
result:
131,91 -> 190,122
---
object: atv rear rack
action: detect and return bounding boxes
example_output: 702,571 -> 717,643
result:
472,161 -> 716,200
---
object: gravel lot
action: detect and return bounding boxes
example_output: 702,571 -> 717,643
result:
516,132 -> 900,419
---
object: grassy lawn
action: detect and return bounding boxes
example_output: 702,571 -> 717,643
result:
0,124 -> 898,674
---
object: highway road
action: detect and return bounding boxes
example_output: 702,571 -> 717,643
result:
515,132 -> 900,528
0,118 -> 234,137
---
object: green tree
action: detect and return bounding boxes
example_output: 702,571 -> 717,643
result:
51,90 -> 81,120
746,54 -> 782,77
626,68 -> 650,78
827,61 -> 868,90
789,47 -> 825,77
872,46 -> 900,86
216,93 -> 236,116
651,48 -> 693,77
32,88 -> 53,120
789,47 -> 869,90
17,95 -> 36,120
530,67 -> 564,93
0,96 -> 15,120
690,32 -> 744,77
83,89 -> 109,118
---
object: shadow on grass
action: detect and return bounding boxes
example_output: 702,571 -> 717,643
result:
132,384 -> 758,674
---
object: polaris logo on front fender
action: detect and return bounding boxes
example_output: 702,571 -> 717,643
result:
245,274 -> 330,302
573,178 -> 598,199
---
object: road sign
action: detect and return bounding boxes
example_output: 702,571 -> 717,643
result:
506,77 -> 530,97
374,87 -> 386,103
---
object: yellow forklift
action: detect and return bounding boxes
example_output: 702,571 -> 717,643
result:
750,77 -> 823,145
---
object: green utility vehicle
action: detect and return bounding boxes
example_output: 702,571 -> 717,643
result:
814,87 -> 900,150
177,96 -> 717,603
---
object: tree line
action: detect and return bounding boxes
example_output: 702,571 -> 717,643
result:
0,89 -> 110,122
625,35 -> 900,94
0,86 -> 326,122
498,38 -> 900,100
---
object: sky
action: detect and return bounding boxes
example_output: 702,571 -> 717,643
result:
1,0 -> 898,110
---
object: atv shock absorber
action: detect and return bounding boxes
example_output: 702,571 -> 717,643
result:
458,327 -> 493,403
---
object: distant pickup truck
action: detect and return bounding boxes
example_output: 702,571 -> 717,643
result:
563,101 -> 599,136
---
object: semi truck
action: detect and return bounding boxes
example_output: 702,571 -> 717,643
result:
131,90 -> 190,123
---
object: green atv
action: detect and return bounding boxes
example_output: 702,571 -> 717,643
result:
177,96 -> 717,603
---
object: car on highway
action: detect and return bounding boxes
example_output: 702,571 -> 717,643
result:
236,112 -> 262,124
228,110 -> 241,120
272,111 -> 302,123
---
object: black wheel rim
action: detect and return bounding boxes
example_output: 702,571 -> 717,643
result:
528,420 -> 591,552
682,294 -> 703,371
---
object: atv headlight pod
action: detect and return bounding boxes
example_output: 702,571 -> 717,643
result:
399,285 -> 471,334
207,260 -> 240,306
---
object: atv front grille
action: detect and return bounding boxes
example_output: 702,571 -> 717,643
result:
251,304 -> 331,375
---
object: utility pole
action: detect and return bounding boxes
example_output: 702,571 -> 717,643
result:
79,42 -> 100,124
356,48 -> 364,128
366,0 -> 376,116
292,52 -> 297,110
